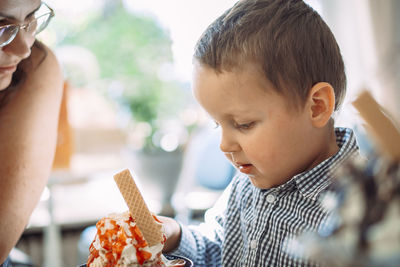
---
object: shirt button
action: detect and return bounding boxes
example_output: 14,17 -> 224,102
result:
250,240 -> 257,249
266,194 -> 276,203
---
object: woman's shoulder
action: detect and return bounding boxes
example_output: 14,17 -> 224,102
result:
30,42 -> 62,78
20,42 -> 63,91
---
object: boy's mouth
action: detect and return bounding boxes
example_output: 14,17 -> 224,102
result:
237,164 -> 253,174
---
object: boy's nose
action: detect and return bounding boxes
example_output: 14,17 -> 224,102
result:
219,130 -> 240,153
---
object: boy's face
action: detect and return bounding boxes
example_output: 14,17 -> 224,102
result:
193,61 -> 324,189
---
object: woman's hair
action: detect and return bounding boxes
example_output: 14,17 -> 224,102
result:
0,40 -> 47,107
194,0 -> 346,111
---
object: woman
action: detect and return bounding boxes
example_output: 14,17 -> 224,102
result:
0,1 -> 63,264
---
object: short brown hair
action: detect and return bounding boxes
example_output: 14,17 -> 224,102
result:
194,0 -> 346,110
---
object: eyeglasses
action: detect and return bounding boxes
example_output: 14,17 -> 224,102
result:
0,2 -> 54,48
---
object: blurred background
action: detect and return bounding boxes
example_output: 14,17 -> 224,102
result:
12,0 -> 400,266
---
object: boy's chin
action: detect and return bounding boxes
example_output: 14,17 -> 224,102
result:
248,175 -> 274,189
248,173 -> 290,189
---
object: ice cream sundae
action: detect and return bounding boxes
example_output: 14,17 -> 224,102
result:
86,169 -> 189,267
87,211 -> 166,266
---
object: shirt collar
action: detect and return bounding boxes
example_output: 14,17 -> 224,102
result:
292,127 -> 359,200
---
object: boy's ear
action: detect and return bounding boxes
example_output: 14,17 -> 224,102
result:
306,82 -> 335,128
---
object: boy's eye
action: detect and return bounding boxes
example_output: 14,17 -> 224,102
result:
234,122 -> 254,130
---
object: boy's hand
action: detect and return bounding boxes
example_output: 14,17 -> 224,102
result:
158,215 -> 182,253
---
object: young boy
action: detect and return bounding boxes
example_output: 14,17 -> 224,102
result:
160,0 -> 359,266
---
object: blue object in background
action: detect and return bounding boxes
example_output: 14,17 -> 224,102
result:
352,124 -> 374,157
193,131 -> 235,190
77,225 -> 97,266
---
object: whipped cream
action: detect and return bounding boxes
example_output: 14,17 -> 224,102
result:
87,211 -> 166,266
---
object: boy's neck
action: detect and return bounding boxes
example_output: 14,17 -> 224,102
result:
326,128 -> 340,158
306,126 -> 339,172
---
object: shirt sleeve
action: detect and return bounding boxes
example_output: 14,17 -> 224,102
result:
171,182 -> 232,267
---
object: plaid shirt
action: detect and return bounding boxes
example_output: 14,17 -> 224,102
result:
173,127 -> 359,266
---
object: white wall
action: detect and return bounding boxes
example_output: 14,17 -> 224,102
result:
320,0 -> 400,123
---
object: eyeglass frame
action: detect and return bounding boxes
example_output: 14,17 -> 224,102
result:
0,2 -> 54,48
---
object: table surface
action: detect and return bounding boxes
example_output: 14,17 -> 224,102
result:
28,152 -> 164,229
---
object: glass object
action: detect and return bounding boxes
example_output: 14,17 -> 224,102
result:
0,2 -> 54,47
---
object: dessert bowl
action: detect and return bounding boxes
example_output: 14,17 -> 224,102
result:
78,254 -> 193,267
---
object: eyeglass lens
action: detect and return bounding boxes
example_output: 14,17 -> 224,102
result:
34,13 -> 52,35
0,5 -> 53,47
0,26 -> 19,46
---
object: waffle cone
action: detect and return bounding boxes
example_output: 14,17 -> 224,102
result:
114,169 -> 163,246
